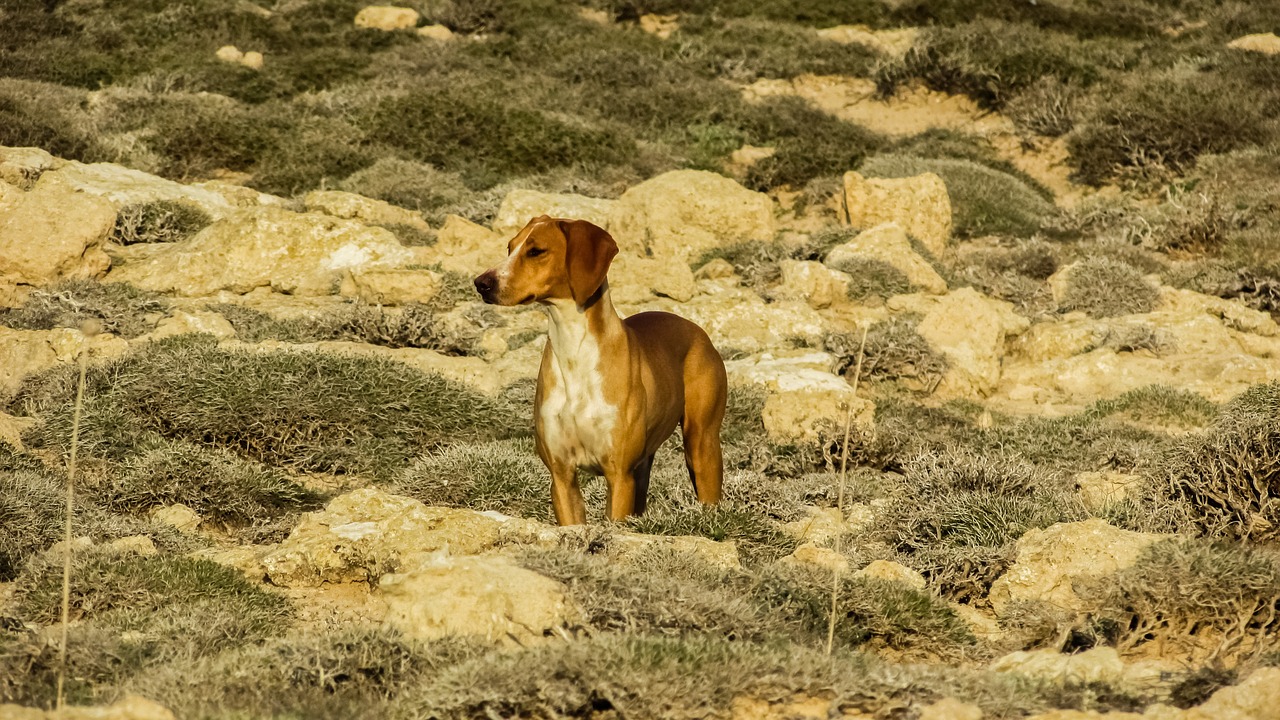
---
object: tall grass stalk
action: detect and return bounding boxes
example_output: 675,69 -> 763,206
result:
827,325 -> 868,656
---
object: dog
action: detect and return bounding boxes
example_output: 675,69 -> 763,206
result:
474,216 -> 727,525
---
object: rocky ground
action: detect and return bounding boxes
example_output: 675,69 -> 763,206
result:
2,1 -> 1280,719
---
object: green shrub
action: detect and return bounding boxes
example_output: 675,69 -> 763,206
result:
1058,258 -> 1159,318
0,280 -> 167,339
1162,383 -> 1280,542
953,241 -> 1058,313
825,316 -> 949,388
1068,70 -> 1275,186
10,334 -> 529,478
110,200 -> 213,245
676,16 -> 877,81
1006,77 -> 1084,137
337,158 -> 472,216
861,153 -> 1056,238
831,257 -> 915,302
740,96 -> 883,190
0,82 -> 95,163
1087,385 -> 1216,430
210,301 -> 483,355
1096,538 -> 1280,661
397,438 -> 551,522
249,114 -> 374,197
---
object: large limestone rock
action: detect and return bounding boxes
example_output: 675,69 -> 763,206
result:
148,309 -> 237,341
0,327 -> 129,395
303,190 -> 430,233
891,288 -> 1029,399
354,5 -> 419,30
428,214 -> 505,276
379,553 -> 576,645
611,252 -> 695,303
492,189 -> 616,237
855,559 -> 927,590
1227,33 -> 1280,56
992,647 -> 1148,686
339,267 -> 442,305
609,170 -> 775,263
1075,471 -> 1142,512
0,145 -> 59,188
988,519 -> 1166,616
106,206 -> 415,296
726,351 -> 874,443
261,488 -> 503,587
0,694 -> 175,720
0,183 -> 114,295
35,161 -> 243,218
823,222 -> 948,295
773,259 -> 850,309
842,171 -> 952,258
1183,667 -> 1280,720
671,290 -> 827,353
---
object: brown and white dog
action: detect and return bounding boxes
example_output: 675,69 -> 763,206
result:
473,216 -> 727,526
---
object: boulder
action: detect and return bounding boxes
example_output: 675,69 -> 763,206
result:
148,310 -> 237,341
1075,471 -> 1142,512
0,694 -> 175,720
774,259 -> 850,309
781,542 -> 850,573
611,252 -> 696,303
841,171 -> 952,258
674,290 -> 826,353
303,190 -> 431,233
638,13 -> 679,39
918,699 -> 983,720
339,267 -> 442,306
1183,667 -> 1280,720
150,504 -> 201,533
780,507 -> 849,546
35,161 -> 240,219
379,553 -> 576,645
428,214 -> 505,276
107,535 -> 159,557
491,189 -> 616,237
241,51 -> 264,70
215,45 -> 244,63
855,559 -> 927,590
261,488 -> 502,587
106,206 -> 415,296
991,647 -> 1173,690
0,183 -> 114,294
0,145 -> 59,188
824,222 -> 948,295
892,288 -> 1030,399
1227,33 -> 1280,56
763,386 -> 873,444
0,327 -> 130,395
0,410 -> 34,450
354,5 -> 420,30
609,170 -> 775,263
988,519 -> 1166,616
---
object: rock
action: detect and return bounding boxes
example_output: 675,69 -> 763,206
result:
491,189 -> 616,237
725,144 -> 776,180
261,488 -> 502,587
841,171 -> 952,258
694,258 -> 737,281
106,206 -> 414,296
1161,287 -> 1278,337
0,183 -> 114,294
638,13 -> 678,39
608,532 -> 741,570
379,553 -> 576,645
354,5 -> 420,31
824,222 -> 948,295
303,190 -> 430,233
428,214 -> 505,276
855,559 -> 927,590
950,603 -> 1003,642
1075,471 -> 1142,512
340,267 -> 442,305
1227,33 -> 1280,56
47,536 -> 95,559
610,252 -> 695,303
674,290 -> 826,353
151,504 -> 202,533
892,288 -> 1030,399
992,647 -> 1127,685
781,542 -> 850,573
149,310 -> 237,341
35,161 -> 240,219
816,25 -> 918,59
763,386 -> 873,444
241,51 -> 264,70
773,259 -> 850,309
107,535 -> 158,557
0,694 -> 176,720
609,170 -> 775,264
0,145 -> 59,188
0,410 -> 33,450
1184,667 -> 1280,720
215,45 -> 243,63
191,544 -> 270,581
988,519 -> 1166,616
918,698 -> 983,720
780,507 -> 849,546
0,327 -> 130,395
417,24 -> 454,40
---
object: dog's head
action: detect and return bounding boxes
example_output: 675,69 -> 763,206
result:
474,215 -> 618,307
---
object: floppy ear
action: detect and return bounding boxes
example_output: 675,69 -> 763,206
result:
560,219 -> 618,306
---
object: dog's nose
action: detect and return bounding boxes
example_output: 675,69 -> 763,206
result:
474,271 -> 497,303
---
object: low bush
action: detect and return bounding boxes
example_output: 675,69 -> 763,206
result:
676,16 -> 877,81
740,96 -> 884,190
1006,76 -> 1084,137
397,438 -> 551,522
1058,258 -> 1160,318
0,280 -> 167,339
110,200 -> 212,245
210,301 -> 483,355
861,153 -> 1056,238
830,257 -> 915,303
952,241 -> 1058,313
337,158 -> 472,217
10,334 -> 529,478
825,316 -> 949,388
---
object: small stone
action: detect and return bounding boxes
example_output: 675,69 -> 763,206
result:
781,543 -> 850,574
1227,32 -> 1280,56
354,5 -> 420,31
151,504 -> 202,533
108,536 -> 158,557
918,698 -> 984,720
240,51 -> 264,70
416,24 -> 455,40
855,559 -> 927,590
215,45 -> 244,64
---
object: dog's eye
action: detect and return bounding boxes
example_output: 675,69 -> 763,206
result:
526,247 -> 546,258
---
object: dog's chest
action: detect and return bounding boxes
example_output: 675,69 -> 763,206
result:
538,325 -> 618,468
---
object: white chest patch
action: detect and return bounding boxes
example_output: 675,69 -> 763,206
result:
539,306 -> 618,470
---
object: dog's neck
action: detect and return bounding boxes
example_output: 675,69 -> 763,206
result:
542,282 -> 623,357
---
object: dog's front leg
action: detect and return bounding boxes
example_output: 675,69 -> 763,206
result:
549,459 -> 587,526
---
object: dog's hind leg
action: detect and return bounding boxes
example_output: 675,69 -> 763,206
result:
631,453 -> 655,515
681,349 -> 727,506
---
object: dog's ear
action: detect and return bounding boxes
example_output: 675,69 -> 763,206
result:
560,219 -> 618,306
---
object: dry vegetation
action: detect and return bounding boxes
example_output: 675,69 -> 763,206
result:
3,0 -> 1280,717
